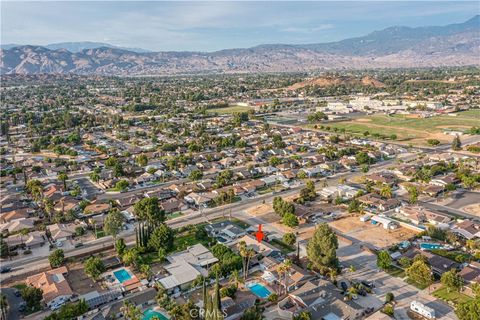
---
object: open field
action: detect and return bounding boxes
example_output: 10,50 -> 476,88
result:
206,105 -> 252,114
328,216 -> 419,248
308,110 -> 480,145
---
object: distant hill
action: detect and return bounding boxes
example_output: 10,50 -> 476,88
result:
1,41 -> 150,53
1,16 -> 478,75
286,75 -> 386,91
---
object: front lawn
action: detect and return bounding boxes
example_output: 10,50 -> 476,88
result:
166,211 -> 184,220
405,278 -> 429,290
271,239 -> 295,255
433,286 -> 473,305
385,265 -> 405,278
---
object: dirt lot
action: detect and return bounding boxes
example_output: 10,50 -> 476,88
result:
328,216 -> 419,249
66,261 -> 104,294
463,204 -> 480,217
247,204 -> 272,216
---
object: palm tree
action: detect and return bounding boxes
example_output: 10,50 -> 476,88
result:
238,241 -> 255,280
58,172 -> 69,191
328,268 -> 338,283
0,294 -> 8,320
120,301 -> 142,320
229,269 -> 243,288
380,185 -> 393,199
277,259 -> 292,295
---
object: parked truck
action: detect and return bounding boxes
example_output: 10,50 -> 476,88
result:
410,301 -> 435,319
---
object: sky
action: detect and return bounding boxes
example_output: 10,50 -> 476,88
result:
1,1 -> 478,52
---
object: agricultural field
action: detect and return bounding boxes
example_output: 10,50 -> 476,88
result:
310,110 -> 480,145
206,104 -> 252,114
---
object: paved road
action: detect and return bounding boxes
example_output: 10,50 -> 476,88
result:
0,156 -> 402,284
1,287 -> 24,320
337,241 -> 456,320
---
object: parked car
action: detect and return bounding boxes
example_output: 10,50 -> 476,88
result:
361,280 -> 375,288
0,266 -> 11,273
340,281 -> 348,291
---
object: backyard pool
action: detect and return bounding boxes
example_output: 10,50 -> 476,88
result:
247,282 -> 272,298
113,268 -> 132,283
420,243 -> 443,250
143,309 -> 168,320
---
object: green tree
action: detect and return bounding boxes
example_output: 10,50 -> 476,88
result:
188,169 -> 203,181
58,172 -> 68,191
115,179 -> 129,191
283,233 -> 296,246
441,269 -> 464,293
84,256 -> 105,280
427,139 -> 440,146
136,154 -> 148,167
282,213 -> 299,227
0,238 -> 9,259
147,223 -> 174,252
103,208 -> 124,246
293,311 -> 312,320
49,249 -> 65,267
307,223 -> 338,272
377,251 -> 392,270
406,260 -> 433,288
116,238 -> 127,256
455,297 -> 480,320
407,186 -> 419,204
134,197 -> 165,225
452,135 -> 462,151
380,185 -> 393,199
21,286 -> 43,311
122,248 -> 140,267
120,300 -> 142,320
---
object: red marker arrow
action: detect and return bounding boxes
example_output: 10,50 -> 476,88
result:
255,224 -> 264,243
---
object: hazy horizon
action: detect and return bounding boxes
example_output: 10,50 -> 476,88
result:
1,1 -> 479,52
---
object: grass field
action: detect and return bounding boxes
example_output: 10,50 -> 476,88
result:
433,286 -> 473,305
309,110 -> 480,145
206,105 -> 252,114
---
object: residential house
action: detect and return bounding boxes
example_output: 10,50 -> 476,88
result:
158,244 -> 218,293
47,223 -> 76,243
399,206 -> 452,227
26,266 -> 73,310
277,280 -> 362,319
0,217 -> 36,234
452,220 -> 480,239
357,194 -> 400,212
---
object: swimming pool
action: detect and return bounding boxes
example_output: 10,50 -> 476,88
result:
143,309 -> 168,320
113,268 -> 132,283
420,243 -> 443,250
247,282 -> 272,298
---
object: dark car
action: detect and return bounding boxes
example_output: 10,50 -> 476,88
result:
340,281 -> 348,291
74,242 -> 84,248
0,266 -> 11,273
361,280 -> 375,288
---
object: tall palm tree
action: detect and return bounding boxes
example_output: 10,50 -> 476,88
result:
238,241 -> 255,280
277,259 -> 292,295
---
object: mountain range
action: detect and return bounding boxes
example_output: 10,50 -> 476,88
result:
0,41 -> 150,53
1,16 -> 479,76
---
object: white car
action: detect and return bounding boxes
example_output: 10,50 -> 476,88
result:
55,241 -> 63,247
